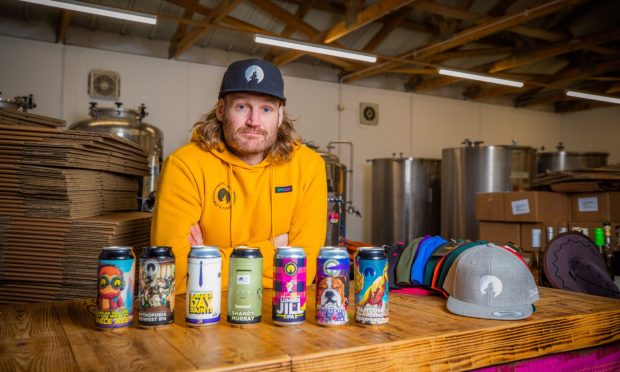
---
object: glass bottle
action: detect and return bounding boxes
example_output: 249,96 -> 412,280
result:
530,228 -> 541,286
613,225 -> 620,279
594,227 -> 614,280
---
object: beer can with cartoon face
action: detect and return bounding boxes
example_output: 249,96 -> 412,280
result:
96,246 -> 135,330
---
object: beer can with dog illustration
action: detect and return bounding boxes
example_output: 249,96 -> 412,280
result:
228,246 -> 263,325
96,246 -> 135,330
138,246 -> 176,327
354,247 -> 389,325
315,246 -> 350,326
186,246 -> 221,326
273,246 -> 306,325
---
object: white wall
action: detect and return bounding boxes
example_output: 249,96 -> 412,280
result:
1,35 -> 619,242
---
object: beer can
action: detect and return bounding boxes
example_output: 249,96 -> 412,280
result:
272,246 -> 306,325
354,247 -> 389,325
315,246 -> 350,326
138,246 -> 176,327
186,245 -> 222,326
96,246 -> 135,330
227,246 -> 263,325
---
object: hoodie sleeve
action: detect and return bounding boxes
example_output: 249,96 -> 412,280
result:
287,153 -> 328,285
151,154 -> 203,295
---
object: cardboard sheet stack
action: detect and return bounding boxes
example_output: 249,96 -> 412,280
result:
0,212 -> 151,304
0,109 -> 152,304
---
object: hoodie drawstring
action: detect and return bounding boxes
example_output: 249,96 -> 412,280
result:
270,164 -> 275,249
228,164 -> 233,248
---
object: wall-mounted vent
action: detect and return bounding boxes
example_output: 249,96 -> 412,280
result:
88,69 -> 120,99
359,102 -> 378,125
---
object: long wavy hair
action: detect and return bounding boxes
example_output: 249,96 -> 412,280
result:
191,100 -> 300,164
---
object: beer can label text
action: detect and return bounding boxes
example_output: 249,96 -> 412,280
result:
139,258 -> 175,326
273,257 -> 306,323
355,258 -> 389,325
186,257 -> 221,324
316,257 -> 349,325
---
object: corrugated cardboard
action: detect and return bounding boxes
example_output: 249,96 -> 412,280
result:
479,222 -> 520,246
569,192 -> 620,222
503,191 -> 569,222
476,192 -> 505,221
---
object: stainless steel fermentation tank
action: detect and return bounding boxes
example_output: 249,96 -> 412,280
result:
309,141 -> 360,246
370,157 -> 441,245
0,92 -> 36,111
70,102 -> 163,211
442,140 -> 536,240
537,142 -> 608,174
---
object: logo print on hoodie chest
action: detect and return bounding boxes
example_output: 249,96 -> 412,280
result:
213,183 -> 235,209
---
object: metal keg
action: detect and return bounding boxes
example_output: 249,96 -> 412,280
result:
370,157 -> 441,245
442,139 -> 536,240
537,142 -> 608,174
70,102 -> 163,211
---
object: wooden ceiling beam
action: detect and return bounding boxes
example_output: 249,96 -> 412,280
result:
170,0 -> 242,59
489,28 -> 620,73
427,46 -> 514,62
168,0 -> 197,61
410,0 -> 566,42
249,0 -> 354,69
606,82 -> 620,94
273,0 -> 415,66
249,0 -> 319,37
56,10 -> 71,44
343,0 -> 583,83
362,7 -> 410,52
262,0 -> 315,60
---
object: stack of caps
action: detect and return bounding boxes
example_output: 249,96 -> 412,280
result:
0,124 -> 148,219
388,236 -> 539,320
0,212 -> 151,304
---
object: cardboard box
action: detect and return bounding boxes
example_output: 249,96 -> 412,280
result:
502,191 -> 569,222
476,192 -> 505,221
569,192 -> 620,222
479,222 -> 520,246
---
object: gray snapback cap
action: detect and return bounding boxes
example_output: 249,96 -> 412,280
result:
443,243 -> 539,320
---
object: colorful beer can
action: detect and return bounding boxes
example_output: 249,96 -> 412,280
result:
315,246 -> 350,326
186,245 -> 222,326
355,247 -> 389,325
272,246 -> 306,325
227,246 -> 262,325
138,246 -> 176,327
96,246 -> 135,330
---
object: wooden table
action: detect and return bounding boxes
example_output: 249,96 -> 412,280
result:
1,286 -> 619,371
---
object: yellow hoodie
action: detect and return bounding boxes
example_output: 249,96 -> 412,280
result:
151,142 -> 327,294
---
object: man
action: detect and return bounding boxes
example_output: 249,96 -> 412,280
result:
151,58 -> 327,294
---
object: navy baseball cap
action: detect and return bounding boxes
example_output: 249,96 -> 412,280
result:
219,58 -> 286,104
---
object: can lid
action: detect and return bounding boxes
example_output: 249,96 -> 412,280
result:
142,245 -> 174,258
103,246 -> 132,250
190,245 -> 221,258
276,246 -> 305,251
321,246 -> 347,250
232,246 -> 262,258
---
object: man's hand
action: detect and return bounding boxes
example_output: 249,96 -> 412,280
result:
189,224 -> 204,246
274,233 -> 289,248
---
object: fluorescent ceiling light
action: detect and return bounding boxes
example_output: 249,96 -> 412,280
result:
565,90 -> 620,105
437,68 -> 524,88
254,34 -> 377,63
20,0 -> 157,25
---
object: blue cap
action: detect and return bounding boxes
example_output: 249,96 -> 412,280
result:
219,58 -> 286,104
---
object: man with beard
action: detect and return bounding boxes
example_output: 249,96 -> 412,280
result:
152,59 -> 327,294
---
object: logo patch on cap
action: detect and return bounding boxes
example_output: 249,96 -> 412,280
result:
245,65 -> 264,83
492,311 -> 524,317
479,275 -> 503,297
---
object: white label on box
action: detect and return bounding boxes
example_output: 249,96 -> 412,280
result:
511,199 -> 530,215
578,197 -> 599,212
